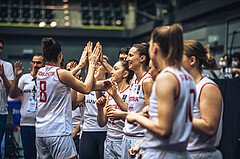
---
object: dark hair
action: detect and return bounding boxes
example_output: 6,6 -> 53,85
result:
132,43 -> 150,67
42,37 -> 62,63
151,24 -> 183,69
118,46 -> 130,58
118,60 -> 134,84
0,39 -> 4,47
33,53 -> 45,63
232,52 -> 240,60
65,59 -> 79,69
184,40 -> 219,72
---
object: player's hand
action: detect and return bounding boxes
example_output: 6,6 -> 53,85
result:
78,46 -> 88,68
138,151 -> 145,159
89,42 -> 101,66
126,112 -> 138,124
96,96 -> 106,109
103,80 -> 117,96
107,109 -> 122,120
128,145 -> 140,158
14,61 -> 24,78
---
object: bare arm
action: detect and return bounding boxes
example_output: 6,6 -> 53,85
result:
192,84 -> 222,138
0,64 -> 13,91
59,43 -> 100,94
9,61 -> 23,98
126,73 -> 178,139
96,96 -> 108,127
71,123 -> 81,138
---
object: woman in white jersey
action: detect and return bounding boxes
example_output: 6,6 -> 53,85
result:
96,60 -> 134,159
36,37 -> 100,159
126,24 -> 196,159
182,40 -> 223,158
104,43 -> 153,159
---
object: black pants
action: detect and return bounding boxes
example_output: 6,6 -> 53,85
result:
80,131 -> 106,159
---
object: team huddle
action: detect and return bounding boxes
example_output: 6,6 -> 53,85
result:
9,23 -> 223,159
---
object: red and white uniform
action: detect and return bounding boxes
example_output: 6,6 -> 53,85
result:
36,65 -> 73,137
141,67 -> 196,152
187,77 -> 223,151
107,86 -> 129,140
124,72 -> 152,137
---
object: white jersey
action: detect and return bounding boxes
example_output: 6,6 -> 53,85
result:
187,77 -> 223,151
83,91 -> 107,132
107,86 -> 129,140
0,59 -> 14,115
18,73 -> 36,126
36,64 -> 73,137
141,67 -> 196,151
124,72 -> 152,137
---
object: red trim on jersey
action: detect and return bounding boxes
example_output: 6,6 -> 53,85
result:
135,71 -> 149,84
56,69 -> 66,84
120,85 -> 130,94
69,155 -> 78,159
196,76 -> 204,85
198,82 -> 220,103
165,71 -> 180,100
45,64 -> 58,67
124,133 -> 144,137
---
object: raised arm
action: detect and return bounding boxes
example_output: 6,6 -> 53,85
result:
0,64 -> 13,91
58,43 -> 101,94
99,45 -> 113,75
9,61 -> 23,98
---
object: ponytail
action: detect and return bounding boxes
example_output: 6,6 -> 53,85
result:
151,23 -> 183,69
184,40 -> 220,73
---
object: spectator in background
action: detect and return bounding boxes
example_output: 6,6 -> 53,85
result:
118,47 -> 130,61
101,46 -> 130,75
232,52 -> 240,78
9,53 -> 44,159
0,39 -> 14,158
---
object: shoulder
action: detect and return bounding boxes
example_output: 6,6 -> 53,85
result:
1,60 -> 13,68
156,72 -> 179,89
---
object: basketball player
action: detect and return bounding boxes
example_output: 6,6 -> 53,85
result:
104,43 -> 153,159
35,37 -> 100,159
126,24 -> 196,159
96,60 -> 134,159
182,40 -> 223,158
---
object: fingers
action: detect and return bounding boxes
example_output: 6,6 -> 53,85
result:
96,96 -> 106,108
138,151 -> 145,159
128,148 -> 136,158
103,80 -> 112,89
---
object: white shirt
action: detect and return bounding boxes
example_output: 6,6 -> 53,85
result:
142,67 -> 196,151
187,77 -> 223,151
0,59 -> 14,115
18,73 -> 36,126
83,91 -> 107,132
36,64 -> 73,137
124,72 -> 152,136
107,86 -> 129,140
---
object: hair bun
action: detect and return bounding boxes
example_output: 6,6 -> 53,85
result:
42,37 -> 54,48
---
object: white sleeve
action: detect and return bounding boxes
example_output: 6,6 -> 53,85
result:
4,62 -> 14,80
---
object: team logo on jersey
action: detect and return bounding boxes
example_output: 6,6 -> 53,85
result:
136,85 -> 141,94
122,95 -> 127,102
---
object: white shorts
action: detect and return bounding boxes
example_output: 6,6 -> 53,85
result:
36,135 -> 77,159
188,149 -> 222,159
142,149 -> 189,159
104,138 -> 122,159
121,135 -> 144,159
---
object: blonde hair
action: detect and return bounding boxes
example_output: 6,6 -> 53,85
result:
151,24 -> 183,69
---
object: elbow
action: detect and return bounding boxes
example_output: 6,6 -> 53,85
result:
97,120 -> 106,127
205,127 -> 218,138
160,130 -> 172,139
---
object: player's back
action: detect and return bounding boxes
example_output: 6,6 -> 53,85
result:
36,64 -> 73,137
